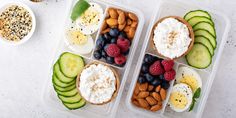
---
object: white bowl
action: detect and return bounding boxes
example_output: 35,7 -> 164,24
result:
0,2 -> 36,46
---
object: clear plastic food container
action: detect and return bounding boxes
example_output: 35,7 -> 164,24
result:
125,0 -> 230,118
41,0 -> 144,117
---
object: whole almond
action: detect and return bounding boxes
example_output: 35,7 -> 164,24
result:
127,27 -> 136,39
128,13 -> 138,21
118,21 -> 126,31
108,8 -> 118,19
101,21 -> 107,31
118,12 -> 126,25
151,92 -> 161,102
146,96 -> 157,106
124,26 -> 131,32
148,85 -> 154,91
137,91 -> 149,98
116,9 -> 123,15
150,104 -> 162,111
132,100 -> 140,107
134,83 -> 140,95
131,21 -> 138,28
139,83 -> 148,91
160,88 -> 166,100
106,18 -> 118,26
127,19 -> 132,25
155,85 -> 161,92
101,28 -> 110,34
137,99 -> 149,108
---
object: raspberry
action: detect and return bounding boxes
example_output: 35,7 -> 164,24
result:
105,44 -> 120,57
117,38 -> 130,53
149,61 -> 164,75
115,55 -> 126,65
161,60 -> 174,71
164,69 -> 176,81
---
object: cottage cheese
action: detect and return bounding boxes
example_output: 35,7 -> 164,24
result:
153,18 -> 192,59
79,64 -> 116,104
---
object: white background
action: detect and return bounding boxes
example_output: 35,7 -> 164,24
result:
0,0 -> 235,118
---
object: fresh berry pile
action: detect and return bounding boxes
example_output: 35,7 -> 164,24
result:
93,28 -> 131,67
138,54 -> 176,89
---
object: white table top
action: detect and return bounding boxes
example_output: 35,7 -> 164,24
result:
0,0 -> 235,118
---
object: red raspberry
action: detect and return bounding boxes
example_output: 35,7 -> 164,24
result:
164,69 -> 176,81
161,60 -> 174,71
105,44 -> 120,57
117,38 -> 130,53
115,55 -> 126,65
149,61 -> 164,75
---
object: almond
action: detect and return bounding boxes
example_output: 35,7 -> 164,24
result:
151,92 -> 161,102
137,99 -> 149,108
131,21 -> 138,28
106,18 -> 118,26
124,26 -> 131,32
160,88 -> 166,100
128,13 -> 138,21
155,85 -> 161,92
127,27 -> 136,39
101,28 -> 110,34
101,21 -> 107,31
148,85 -> 154,91
146,96 -> 157,106
127,19 -> 132,25
108,8 -> 118,19
139,83 -> 148,91
137,91 -> 149,98
116,9 -> 123,15
132,94 -> 138,100
134,83 -> 140,95
132,100 -> 140,107
118,21 -> 126,31
150,104 -> 162,111
118,11 -> 126,25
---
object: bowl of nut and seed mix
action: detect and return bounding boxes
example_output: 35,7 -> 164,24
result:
0,2 -> 36,45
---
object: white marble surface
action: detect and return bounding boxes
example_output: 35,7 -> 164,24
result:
0,0 -> 235,118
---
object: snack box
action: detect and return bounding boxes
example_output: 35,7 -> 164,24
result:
126,0 -> 230,118
42,0 -> 144,117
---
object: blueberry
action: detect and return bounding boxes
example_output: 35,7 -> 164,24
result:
104,32 -> 112,41
159,74 -> 165,80
138,75 -> 146,84
103,44 -> 109,51
93,50 -> 102,59
106,56 -> 114,64
151,79 -> 161,86
109,28 -> 119,37
162,82 -> 170,90
96,38 -> 105,49
144,73 -> 154,83
101,50 -> 107,58
141,64 -> 149,73
144,54 -> 156,64
118,31 -> 127,38
123,48 -> 130,55
110,38 -> 117,44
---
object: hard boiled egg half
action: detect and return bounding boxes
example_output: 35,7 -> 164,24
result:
169,83 -> 193,112
176,66 -> 202,92
76,2 -> 104,35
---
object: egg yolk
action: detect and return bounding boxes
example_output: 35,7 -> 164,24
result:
68,30 -> 88,45
80,7 -> 100,26
170,92 -> 188,109
180,75 -> 198,92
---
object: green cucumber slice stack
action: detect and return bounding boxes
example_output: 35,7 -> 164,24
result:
52,52 -> 86,110
184,10 -> 216,69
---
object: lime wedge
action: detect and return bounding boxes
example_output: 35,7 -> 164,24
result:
71,0 -> 90,21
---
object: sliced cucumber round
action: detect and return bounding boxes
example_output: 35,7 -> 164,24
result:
58,93 -> 82,104
187,16 -> 214,26
184,10 -> 211,21
53,62 -> 75,83
186,43 -> 212,69
195,36 -> 214,56
63,99 -> 86,110
193,21 -> 216,37
59,52 -> 85,78
56,88 -> 78,97
52,74 -> 76,88
194,29 -> 216,48
71,0 -> 91,21
54,84 -> 76,92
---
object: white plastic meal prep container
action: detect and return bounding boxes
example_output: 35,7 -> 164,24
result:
41,0 -> 144,118
125,0 -> 230,118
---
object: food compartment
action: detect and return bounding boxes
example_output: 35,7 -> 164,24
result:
126,53 -> 178,117
92,5 -> 140,68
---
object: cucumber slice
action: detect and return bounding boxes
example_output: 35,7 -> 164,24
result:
58,93 -> 82,104
184,10 -> 211,21
52,74 -> 76,88
193,21 -> 216,37
71,0 -> 91,21
194,29 -> 216,48
187,16 -> 214,26
56,88 -> 78,97
195,36 -> 214,56
186,43 -> 212,69
54,63 -> 75,83
54,84 -> 76,92
63,99 -> 86,110
59,52 -> 85,78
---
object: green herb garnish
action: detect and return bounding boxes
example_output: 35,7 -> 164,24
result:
189,88 -> 201,112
